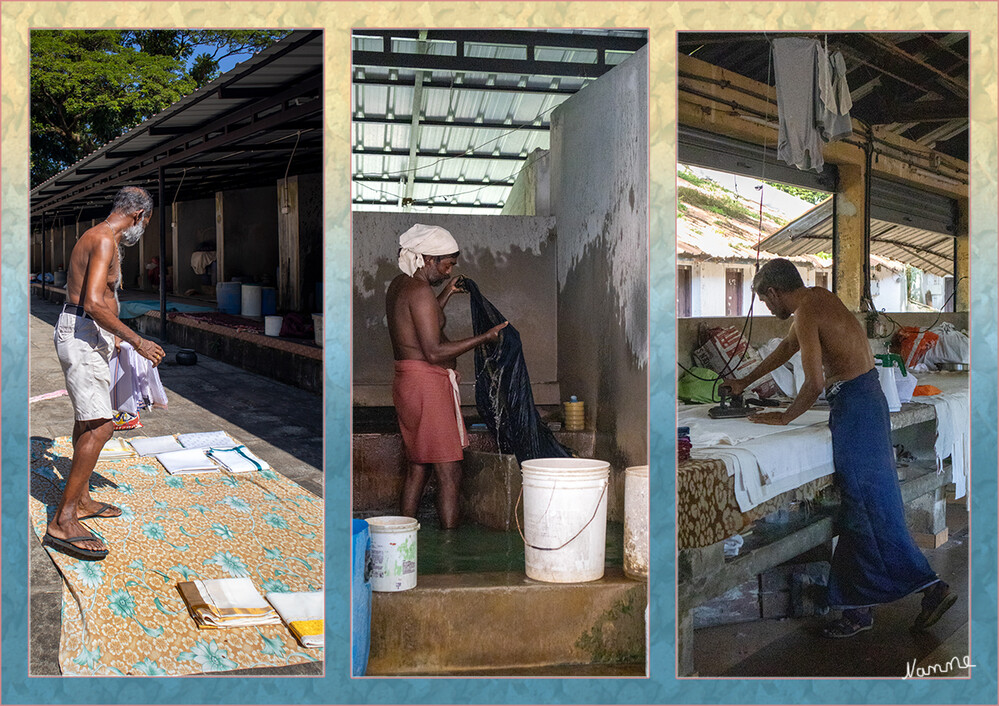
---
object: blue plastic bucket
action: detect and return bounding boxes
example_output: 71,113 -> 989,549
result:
261,287 -> 277,316
352,519 -> 372,676
216,281 -> 241,314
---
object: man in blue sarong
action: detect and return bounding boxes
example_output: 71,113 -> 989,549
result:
724,258 -> 956,638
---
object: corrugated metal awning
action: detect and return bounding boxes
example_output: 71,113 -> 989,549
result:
31,30 -> 323,221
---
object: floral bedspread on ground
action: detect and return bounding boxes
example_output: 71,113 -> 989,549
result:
29,436 -> 323,676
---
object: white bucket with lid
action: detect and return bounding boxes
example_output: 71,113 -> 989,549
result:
520,457 -> 609,583
623,465 -> 649,579
367,516 -> 419,592
264,315 -> 282,337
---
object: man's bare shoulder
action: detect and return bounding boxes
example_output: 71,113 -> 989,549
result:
801,287 -> 845,314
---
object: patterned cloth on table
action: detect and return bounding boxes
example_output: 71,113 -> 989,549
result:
29,436 -> 323,676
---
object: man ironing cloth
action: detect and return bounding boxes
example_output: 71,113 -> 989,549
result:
46,186 -> 165,560
386,224 -> 507,528
723,258 -> 955,638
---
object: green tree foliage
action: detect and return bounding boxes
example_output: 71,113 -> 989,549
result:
30,30 -> 288,186
763,181 -> 828,205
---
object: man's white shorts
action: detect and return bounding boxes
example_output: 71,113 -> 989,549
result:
53,311 -> 114,421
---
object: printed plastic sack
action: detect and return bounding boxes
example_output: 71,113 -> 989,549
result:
691,326 -> 780,398
896,326 -> 939,369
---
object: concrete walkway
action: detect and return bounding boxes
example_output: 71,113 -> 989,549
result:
28,296 -> 323,676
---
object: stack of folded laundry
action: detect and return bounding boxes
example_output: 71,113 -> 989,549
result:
98,437 -> 138,461
208,445 -> 272,473
177,577 -> 282,629
266,591 -> 324,648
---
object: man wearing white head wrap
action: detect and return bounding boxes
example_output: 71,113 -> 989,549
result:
397,223 -> 461,277
386,224 -> 508,528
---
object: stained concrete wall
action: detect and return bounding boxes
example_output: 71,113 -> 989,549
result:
220,186 -> 280,286
352,212 -> 559,407
550,46 -> 649,469
174,198 -> 216,296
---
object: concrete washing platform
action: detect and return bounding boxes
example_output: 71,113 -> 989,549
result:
367,568 -> 647,676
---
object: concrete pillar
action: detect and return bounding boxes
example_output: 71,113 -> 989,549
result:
276,177 -> 301,311
834,163 -> 866,311
955,196 -> 969,312
215,191 -> 225,283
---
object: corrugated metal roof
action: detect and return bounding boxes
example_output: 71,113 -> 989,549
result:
31,30 -> 323,219
352,29 -> 646,213
758,200 -> 954,276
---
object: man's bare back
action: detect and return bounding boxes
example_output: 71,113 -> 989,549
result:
793,286 -> 875,386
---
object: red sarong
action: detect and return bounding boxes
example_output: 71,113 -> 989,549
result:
392,360 -> 468,463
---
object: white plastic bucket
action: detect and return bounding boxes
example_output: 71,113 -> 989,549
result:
367,516 -> 419,592
241,284 -> 262,317
520,458 -> 609,583
623,465 -> 649,579
264,315 -> 282,337
877,365 -> 901,412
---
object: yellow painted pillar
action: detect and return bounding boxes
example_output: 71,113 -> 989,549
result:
955,196 -> 969,312
834,162 -> 866,312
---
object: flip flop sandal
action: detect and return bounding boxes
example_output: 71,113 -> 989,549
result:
43,532 -> 108,561
914,589 -> 957,630
821,612 -> 873,638
78,501 -> 122,520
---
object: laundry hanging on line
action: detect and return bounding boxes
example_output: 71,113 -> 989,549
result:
464,278 -> 574,464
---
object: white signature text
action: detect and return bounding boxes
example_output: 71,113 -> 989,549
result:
904,655 -> 976,679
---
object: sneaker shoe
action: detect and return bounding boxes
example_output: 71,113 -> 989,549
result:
913,581 -> 957,630
821,607 -> 874,638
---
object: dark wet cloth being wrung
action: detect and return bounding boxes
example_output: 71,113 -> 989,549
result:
463,278 -> 574,463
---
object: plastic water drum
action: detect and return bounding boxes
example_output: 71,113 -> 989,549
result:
260,287 -> 277,317
368,516 -> 419,592
351,519 -> 372,676
241,284 -> 262,317
216,281 -> 241,314
520,458 -> 610,583
623,465 -> 649,579
264,316 -> 282,337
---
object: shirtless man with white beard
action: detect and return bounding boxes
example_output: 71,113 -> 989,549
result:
45,186 -> 165,560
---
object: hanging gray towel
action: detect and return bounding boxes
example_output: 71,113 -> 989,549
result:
773,38 -> 853,172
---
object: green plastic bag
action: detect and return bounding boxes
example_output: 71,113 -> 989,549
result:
678,367 -> 723,403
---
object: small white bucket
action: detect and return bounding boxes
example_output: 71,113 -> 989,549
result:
520,458 -> 609,583
367,516 -> 419,592
623,465 -> 649,580
264,315 -> 282,337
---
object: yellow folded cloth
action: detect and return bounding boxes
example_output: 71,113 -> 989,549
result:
265,591 -> 323,648
99,438 -> 137,461
178,578 -> 282,629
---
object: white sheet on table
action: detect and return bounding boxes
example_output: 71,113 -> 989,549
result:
129,435 -> 183,456
207,445 -> 271,473
677,404 -> 829,447
156,448 -> 219,474
683,403 -> 833,512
